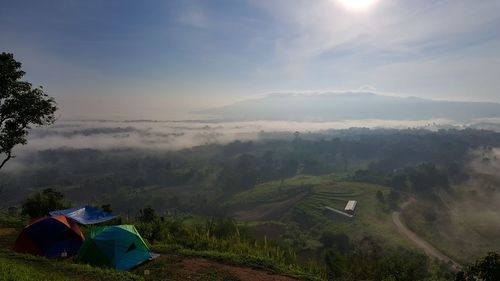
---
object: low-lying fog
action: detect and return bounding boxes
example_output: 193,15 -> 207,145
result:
2,118 -> 499,173
19,119 -> 479,151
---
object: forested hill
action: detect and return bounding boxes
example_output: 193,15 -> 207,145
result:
2,128 -> 500,212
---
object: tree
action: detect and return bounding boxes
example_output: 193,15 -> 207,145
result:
211,217 -> 239,239
376,190 -> 385,204
324,248 -> 348,280
21,188 -> 68,219
101,204 -> 112,213
319,231 -> 350,255
374,248 -> 429,281
0,52 -> 57,169
456,252 -> 500,281
137,205 -> 158,223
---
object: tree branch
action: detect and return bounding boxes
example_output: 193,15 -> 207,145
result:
0,152 -> 12,170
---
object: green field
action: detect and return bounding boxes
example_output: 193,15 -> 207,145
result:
227,174 -> 411,253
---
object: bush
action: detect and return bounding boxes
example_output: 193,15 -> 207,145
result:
456,252 -> 500,281
136,205 -> 158,223
21,188 -> 69,219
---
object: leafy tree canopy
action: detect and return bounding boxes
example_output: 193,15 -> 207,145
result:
137,205 -> 158,223
456,252 -> 500,281
0,52 -> 57,169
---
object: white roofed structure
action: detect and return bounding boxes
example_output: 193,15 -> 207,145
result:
344,200 -> 357,214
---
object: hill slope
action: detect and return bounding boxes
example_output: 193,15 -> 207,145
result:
226,175 -> 411,254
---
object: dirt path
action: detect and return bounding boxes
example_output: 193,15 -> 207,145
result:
391,199 -> 461,269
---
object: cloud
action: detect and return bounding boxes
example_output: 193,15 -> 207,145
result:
256,0 -> 500,60
249,0 -> 500,99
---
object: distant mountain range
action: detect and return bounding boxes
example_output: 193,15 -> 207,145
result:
196,92 -> 500,122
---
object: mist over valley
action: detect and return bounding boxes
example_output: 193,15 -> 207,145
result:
2,0 -> 500,280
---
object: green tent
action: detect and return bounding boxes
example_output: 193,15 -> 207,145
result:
77,225 -> 153,271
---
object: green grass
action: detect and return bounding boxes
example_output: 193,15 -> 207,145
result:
0,257 -> 69,281
229,174 -> 410,248
0,214 -> 321,281
148,244 -> 325,281
0,250 -> 142,281
227,179 -> 309,205
0,218 -> 142,281
0,216 -> 26,229
0,242 -> 313,281
227,174 -> 357,205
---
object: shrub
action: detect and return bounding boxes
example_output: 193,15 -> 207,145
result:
21,188 -> 69,219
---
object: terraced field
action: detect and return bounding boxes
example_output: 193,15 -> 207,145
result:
300,190 -> 354,211
228,175 -> 412,249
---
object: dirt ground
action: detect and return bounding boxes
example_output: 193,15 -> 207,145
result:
0,228 -> 16,237
174,258 -> 300,281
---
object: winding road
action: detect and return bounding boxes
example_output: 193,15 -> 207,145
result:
391,198 -> 461,269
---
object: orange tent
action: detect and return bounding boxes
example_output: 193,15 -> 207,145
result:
13,216 -> 84,258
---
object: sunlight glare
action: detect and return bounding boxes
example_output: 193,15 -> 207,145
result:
337,0 -> 378,10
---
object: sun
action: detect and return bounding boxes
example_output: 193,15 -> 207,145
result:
337,0 -> 378,10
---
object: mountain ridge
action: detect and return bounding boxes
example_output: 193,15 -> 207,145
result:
196,92 -> 500,122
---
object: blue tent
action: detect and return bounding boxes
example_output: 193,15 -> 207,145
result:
50,205 -> 117,225
13,216 -> 85,258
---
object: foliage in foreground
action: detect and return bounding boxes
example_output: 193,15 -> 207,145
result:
135,207 -> 325,280
0,250 -> 142,281
0,215 -> 25,228
135,206 -> 459,281
318,230 -> 455,281
455,252 -> 500,281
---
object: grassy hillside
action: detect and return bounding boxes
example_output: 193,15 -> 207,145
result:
401,176 -> 500,264
0,251 -> 142,281
0,172 -> 461,281
227,174 -> 411,255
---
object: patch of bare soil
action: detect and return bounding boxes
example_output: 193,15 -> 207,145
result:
0,228 -> 17,248
176,258 -> 300,281
0,228 -> 16,237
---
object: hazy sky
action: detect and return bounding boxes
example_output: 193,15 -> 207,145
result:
2,0 -> 500,119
